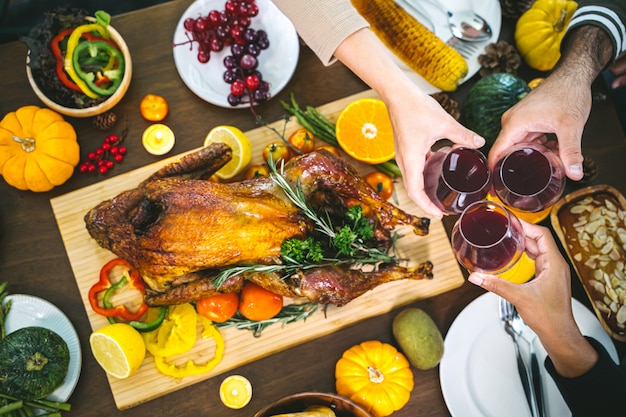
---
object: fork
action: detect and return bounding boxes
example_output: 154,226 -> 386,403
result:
511,306 -> 546,417
499,297 -> 540,417
445,37 -> 481,60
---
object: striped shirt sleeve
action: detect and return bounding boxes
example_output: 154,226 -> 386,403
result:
566,0 -> 626,61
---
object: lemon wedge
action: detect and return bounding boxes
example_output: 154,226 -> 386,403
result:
219,375 -> 253,409
89,323 -> 146,379
204,125 -> 252,179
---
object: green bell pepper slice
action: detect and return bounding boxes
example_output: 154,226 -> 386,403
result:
72,40 -> 125,97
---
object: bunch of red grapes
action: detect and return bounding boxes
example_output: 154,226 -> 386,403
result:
180,0 -> 271,106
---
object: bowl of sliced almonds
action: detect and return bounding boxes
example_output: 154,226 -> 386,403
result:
551,184 -> 626,342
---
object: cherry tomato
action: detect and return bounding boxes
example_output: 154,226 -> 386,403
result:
140,94 -> 169,121
365,171 -> 394,200
262,141 -> 290,165
196,292 -> 239,323
315,144 -> 342,158
287,128 -> 315,156
243,164 -> 270,180
238,282 -> 283,321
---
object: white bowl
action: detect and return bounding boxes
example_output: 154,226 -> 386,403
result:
26,22 -> 132,118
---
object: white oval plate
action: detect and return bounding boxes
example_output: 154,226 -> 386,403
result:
440,292 -> 618,417
4,294 -> 82,403
172,0 -> 299,108
384,0 -> 502,93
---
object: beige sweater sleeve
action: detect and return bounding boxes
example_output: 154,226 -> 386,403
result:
271,0 -> 369,65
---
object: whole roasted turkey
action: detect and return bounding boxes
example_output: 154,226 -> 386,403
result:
85,143 -> 433,306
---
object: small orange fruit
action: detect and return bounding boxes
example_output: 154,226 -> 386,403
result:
336,98 -> 395,164
140,94 -> 169,121
196,292 -> 239,323
238,282 -> 283,321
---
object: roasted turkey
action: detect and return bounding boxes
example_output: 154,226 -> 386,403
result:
85,143 -> 432,306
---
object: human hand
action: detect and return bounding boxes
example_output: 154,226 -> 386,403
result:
487,75 -> 590,182
385,88 -> 485,219
468,221 -> 600,377
467,221 -> 574,337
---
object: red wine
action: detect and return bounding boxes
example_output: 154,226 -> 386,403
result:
493,145 -> 565,212
452,202 -> 524,273
424,147 -> 490,213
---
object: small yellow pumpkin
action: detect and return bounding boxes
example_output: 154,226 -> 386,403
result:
0,106 -> 79,192
335,340 -> 414,417
514,0 -> 578,71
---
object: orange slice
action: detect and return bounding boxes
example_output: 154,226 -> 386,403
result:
336,98 -> 395,164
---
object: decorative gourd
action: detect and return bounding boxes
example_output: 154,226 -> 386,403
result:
0,326 -> 70,400
335,340 -> 414,417
515,0 -> 578,71
464,73 -> 531,147
0,106 -> 79,192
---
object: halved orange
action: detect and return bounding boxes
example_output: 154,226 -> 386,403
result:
336,98 -> 395,164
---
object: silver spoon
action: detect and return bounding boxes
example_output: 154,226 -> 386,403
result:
411,0 -> 493,42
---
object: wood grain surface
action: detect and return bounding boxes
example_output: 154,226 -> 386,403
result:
50,89 -> 465,409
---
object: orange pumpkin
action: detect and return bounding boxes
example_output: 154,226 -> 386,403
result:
140,94 -> 169,121
0,106 -> 79,192
335,340 -> 414,417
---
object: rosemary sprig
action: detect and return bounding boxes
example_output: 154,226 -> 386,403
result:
216,302 -> 319,337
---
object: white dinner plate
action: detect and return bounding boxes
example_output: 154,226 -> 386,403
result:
384,0 -> 502,93
172,0 -> 299,108
440,292 -> 619,417
4,294 -> 82,403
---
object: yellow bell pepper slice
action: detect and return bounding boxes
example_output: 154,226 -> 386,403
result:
154,315 -> 225,378
63,23 -> 109,99
142,303 -> 198,357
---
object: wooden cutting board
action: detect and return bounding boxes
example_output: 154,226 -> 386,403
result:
50,89 -> 465,409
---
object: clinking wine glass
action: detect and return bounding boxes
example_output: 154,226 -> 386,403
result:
424,146 -> 491,214
492,142 -> 566,222
451,200 -> 525,275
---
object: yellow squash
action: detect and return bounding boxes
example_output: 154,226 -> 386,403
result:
515,0 -> 578,71
0,106 -> 79,192
335,340 -> 414,417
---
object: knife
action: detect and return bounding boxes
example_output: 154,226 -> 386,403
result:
530,346 -> 546,416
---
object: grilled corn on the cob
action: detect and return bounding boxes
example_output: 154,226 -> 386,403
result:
351,0 -> 468,92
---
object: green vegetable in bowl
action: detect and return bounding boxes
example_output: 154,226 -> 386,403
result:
0,326 -> 70,400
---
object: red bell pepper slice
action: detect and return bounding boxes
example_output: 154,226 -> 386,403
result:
50,28 -> 83,93
88,258 -> 149,321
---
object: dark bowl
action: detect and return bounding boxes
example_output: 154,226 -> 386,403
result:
253,392 -> 373,417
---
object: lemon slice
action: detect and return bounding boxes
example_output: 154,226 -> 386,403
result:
204,125 -> 252,179
219,375 -> 253,409
89,323 -> 146,379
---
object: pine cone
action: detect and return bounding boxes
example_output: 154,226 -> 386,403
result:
431,92 -> 460,121
499,0 -> 534,20
478,40 -> 522,76
581,155 -> 599,182
93,111 -> 118,131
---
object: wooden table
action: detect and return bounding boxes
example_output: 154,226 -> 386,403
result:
0,1 -> 624,416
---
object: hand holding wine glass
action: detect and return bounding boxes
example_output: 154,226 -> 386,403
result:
492,142 -> 566,214
423,146 -> 491,215
451,200 -> 525,275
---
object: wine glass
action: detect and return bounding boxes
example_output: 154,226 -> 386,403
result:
451,200 -> 525,275
423,146 -> 491,214
492,142 -> 566,215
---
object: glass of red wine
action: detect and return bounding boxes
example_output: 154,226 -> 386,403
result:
492,142 -> 566,213
423,146 -> 491,214
451,200 -> 525,274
